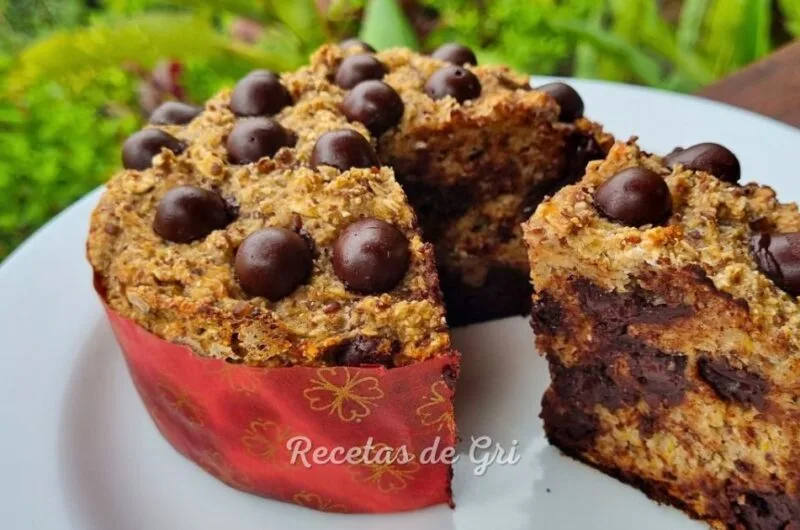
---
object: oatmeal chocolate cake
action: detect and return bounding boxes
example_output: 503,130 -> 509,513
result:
524,141 -> 800,529
86,40 -> 608,512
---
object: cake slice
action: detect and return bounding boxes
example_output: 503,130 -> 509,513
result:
524,141 -> 800,529
304,44 -> 613,325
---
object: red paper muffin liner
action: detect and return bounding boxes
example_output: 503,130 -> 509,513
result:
100,296 -> 459,513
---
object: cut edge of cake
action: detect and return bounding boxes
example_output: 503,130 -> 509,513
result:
524,140 -> 800,529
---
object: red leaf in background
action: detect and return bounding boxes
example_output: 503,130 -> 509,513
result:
401,0 -> 439,43
151,60 -> 186,100
137,59 -> 187,116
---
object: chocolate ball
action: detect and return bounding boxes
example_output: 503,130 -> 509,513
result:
153,186 -> 230,243
431,43 -> 477,66
536,82 -> 584,122
341,80 -> 404,136
333,337 -> 394,368
339,38 -> 376,53
751,232 -> 800,296
663,142 -> 741,184
226,118 -> 295,164
149,101 -> 202,125
311,129 -> 379,171
235,228 -> 313,301
229,70 -> 292,117
334,54 -> 388,89
424,65 -> 481,103
122,129 -> 185,170
594,167 -> 672,227
333,218 -> 410,293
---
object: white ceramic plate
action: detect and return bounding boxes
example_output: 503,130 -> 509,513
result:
1,80 -> 798,530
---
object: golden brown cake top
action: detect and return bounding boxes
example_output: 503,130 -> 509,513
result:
89,42 -> 602,366
88,144 -> 452,366
306,44 -> 546,116
87,47 -> 462,367
524,141 -> 800,354
304,44 -> 568,188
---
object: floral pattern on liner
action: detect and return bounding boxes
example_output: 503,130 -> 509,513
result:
416,380 -> 457,435
104,302 -> 459,513
241,419 -> 297,466
348,441 -> 422,492
303,368 -> 385,423
292,491 -> 349,513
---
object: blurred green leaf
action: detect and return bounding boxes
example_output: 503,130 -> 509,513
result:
677,0 -> 709,51
639,0 -> 713,88
703,0 -> 743,76
163,0 -> 264,16
6,13 -> 297,94
269,0 -> 323,41
739,0 -> 772,61
779,0 -> 800,36
573,2 -> 604,78
597,0 -> 640,82
0,65 -> 140,260
359,0 -> 419,50
545,17 -> 663,86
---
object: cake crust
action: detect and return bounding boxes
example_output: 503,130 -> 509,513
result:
525,141 -> 800,529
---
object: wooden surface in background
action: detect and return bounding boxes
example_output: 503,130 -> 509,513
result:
699,41 -> 800,128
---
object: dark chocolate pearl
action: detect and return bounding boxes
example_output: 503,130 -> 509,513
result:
235,228 -> 313,301
122,129 -> 185,170
594,167 -> 672,227
562,132 -> 606,185
536,82 -> 584,122
663,142 -> 741,184
153,186 -> 229,243
226,118 -> 294,164
333,337 -> 394,367
149,101 -> 202,125
751,232 -> 800,296
333,218 -> 410,293
339,38 -> 376,53
229,70 -> 292,117
341,80 -> 404,136
311,129 -> 379,171
431,43 -> 477,66
424,65 -> 481,103
334,54 -> 388,89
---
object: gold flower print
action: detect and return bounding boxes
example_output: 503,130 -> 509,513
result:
211,362 -> 262,394
303,368 -> 384,422
157,380 -> 204,427
196,449 -> 251,491
241,419 -> 295,466
416,381 -> 456,434
292,491 -> 348,513
349,442 -> 420,493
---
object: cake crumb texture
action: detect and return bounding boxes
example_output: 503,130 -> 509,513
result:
525,141 -> 800,529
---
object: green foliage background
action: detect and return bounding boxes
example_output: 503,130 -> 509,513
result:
0,0 -> 798,260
